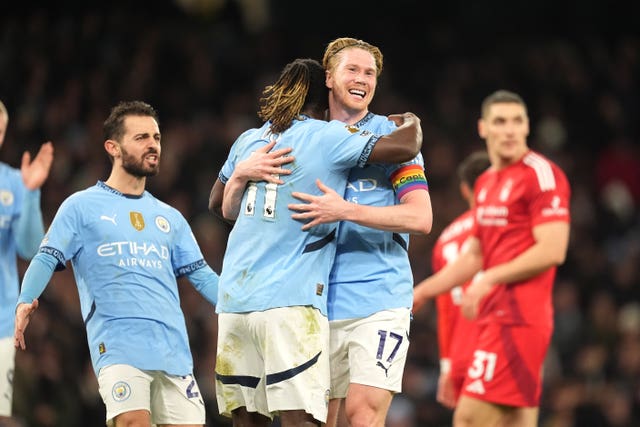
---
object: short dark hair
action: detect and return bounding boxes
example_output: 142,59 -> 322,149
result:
457,151 -> 491,187
481,90 -> 527,118
103,101 -> 158,142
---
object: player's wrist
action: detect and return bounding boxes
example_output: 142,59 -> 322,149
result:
440,358 -> 451,374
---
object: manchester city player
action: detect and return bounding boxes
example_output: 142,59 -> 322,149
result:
14,101 -> 219,427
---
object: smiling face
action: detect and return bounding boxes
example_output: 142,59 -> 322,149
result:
478,102 -> 530,168
325,47 -> 378,123
116,115 -> 161,177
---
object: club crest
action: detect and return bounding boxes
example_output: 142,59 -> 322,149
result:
130,211 -> 145,231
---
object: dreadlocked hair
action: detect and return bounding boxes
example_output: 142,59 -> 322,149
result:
258,59 -> 318,134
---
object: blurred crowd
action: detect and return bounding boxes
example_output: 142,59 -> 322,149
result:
1,1 -> 639,426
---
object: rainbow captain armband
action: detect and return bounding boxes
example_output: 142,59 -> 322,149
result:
391,164 -> 428,199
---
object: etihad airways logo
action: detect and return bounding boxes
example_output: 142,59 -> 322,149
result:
346,179 -> 378,192
97,241 -> 169,269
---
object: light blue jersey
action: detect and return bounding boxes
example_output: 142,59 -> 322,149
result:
328,112 -> 425,320
24,181 -> 210,376
0,163 -> 44,338
217,116 -> 379,316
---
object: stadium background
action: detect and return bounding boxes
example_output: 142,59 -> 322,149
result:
1,1 -> 639,425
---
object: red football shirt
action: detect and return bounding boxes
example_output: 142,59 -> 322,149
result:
472,150 -> 571,327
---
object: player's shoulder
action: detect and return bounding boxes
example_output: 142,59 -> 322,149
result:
301,119 -> 364,141
357,112 -> 396,133
289,117 -> 328,134
522,150 -> 562,168
237,123 -> 267,140
437,210 -> 475,244
231,124 -> 270,150
521,150 -> 569,188
143,191 -> 187,219
66,183 -> 101,201
0,161 -> 22,183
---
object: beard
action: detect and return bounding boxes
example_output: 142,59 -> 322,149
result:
121,148 -> 160,178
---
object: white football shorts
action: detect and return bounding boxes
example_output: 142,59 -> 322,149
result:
216,306 -> 330,423
97,363 -> 205,426
329,308 -> 411,398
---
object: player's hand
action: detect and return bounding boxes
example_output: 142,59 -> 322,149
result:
21,141 -> 54,190
289,179 -> 351,230
14,299 -> 39,350
437,372 -> 457,409
412,282 -> 431,313
388,112 -> 419,127
235,141 -> 294,185
461,272 -> 491,319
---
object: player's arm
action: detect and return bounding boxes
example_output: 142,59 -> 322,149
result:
185,264 -> 219,307
289,180 -> 432,234
367,112 -> 422,164
14,189 -> 45,259
482,220 -> 568,285
15,141 -> 53,258
461,220 -> 569,318
208,178 -> 226,220
210,141 -> 294,221
15,252 -> 58,350
413,236 -> 483,313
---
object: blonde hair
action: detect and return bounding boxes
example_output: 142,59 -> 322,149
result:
322,37 -> 383,77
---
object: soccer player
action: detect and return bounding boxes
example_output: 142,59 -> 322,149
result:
288,38 -> 432,427
210,58 -> 422,427
428,151 -> 490,410
14,101 -> 219,427
0,100 -> 53,426
413,90 -> 571,427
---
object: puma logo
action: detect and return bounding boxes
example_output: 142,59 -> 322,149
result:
376,361 -> 389,377
100,214 -> 117,225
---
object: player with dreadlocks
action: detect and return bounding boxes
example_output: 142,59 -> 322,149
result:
208,58 -> 423,427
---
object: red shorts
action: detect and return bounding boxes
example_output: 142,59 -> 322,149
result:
460,322 -> 551,407
450,346 -> 476,403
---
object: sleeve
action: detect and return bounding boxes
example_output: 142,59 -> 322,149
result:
15,189 -> 45,259
218,160 -> 235,184
390,153 -> 428,200
218,132 -> 249,184
322,120 -> 381,170
218,136 -> 271,184
38,196 -> 82,271
529,165 -> 571,227
186,264 -> 219,306
17,252 -> 58,306
171,212 -> 211,278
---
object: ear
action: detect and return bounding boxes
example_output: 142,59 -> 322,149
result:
104,139 -> 120,157
460,182 -> 473,205
477,118 -> 486,138
325,70 -> 333,89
